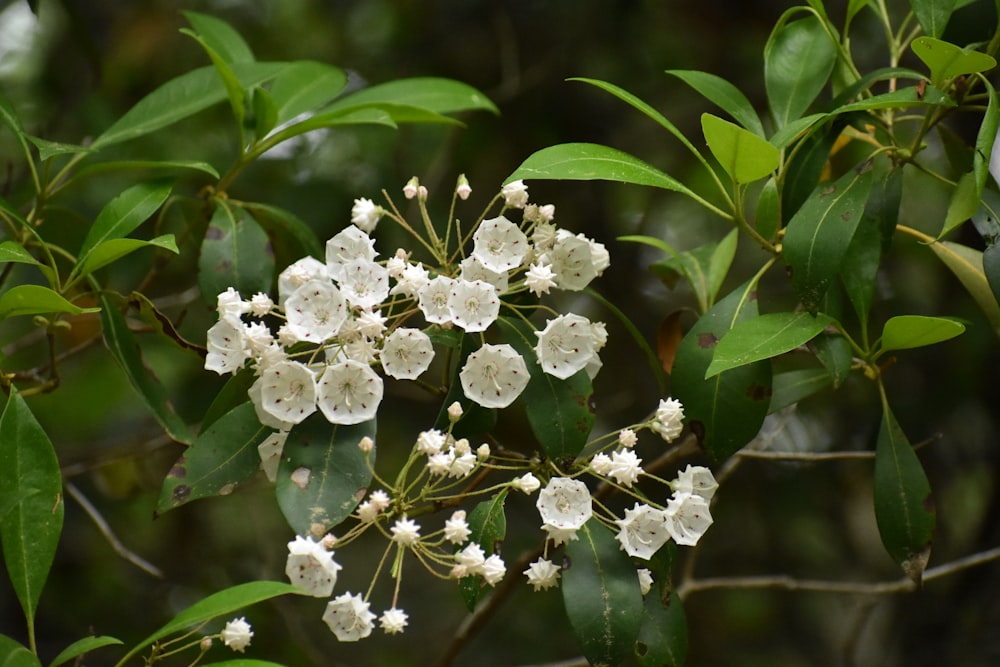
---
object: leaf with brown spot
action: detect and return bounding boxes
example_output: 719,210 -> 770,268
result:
658,311 -> 685,374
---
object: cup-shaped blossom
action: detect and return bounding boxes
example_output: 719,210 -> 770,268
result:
284,280 -> 347,343
459,343 -> 529,409
338,258 -> 390,310
534,313 -> 597,379
614,502 -> 670,559
672,464 -> 718,501
501,179 -> 529,208
258,361 -> 318,424
380,328 -> 434,380
277,256 -> 329,305
205,318 -> 250,375
448,279 -> 500,332
460,254 -> 509,292
351,197 -> 383,233
323,592 -> 377,642
472,215 -> 528,272
536,477 -> 592,531
285,535 -> 343,597
417,275 -> 456,325
665,491 -> 713,546
316,360 -> 384,424
548,233 -> 598,291
325,225 -> 377,282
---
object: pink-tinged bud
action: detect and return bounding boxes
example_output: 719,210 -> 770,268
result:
358,436 -> 375,453
403,176 -> 419,199
456,174 -> 471,200
417,185 -> 428,200
447,401 -> 464,423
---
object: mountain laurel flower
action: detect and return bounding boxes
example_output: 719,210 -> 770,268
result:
369,490 -> 391,510
453,542 -> 487,578
358,435 -> 375,453
672,464 -> 719,501
537,477 -> 593,531
448,449 -> 478,478
447,401 -> 464,423
284,280 -> 348,343
481,553 -> 507,586
416,429 -> 447,455
248,291 -> 273,317
427,449 -> 455,476
380,328 -> 434,380
476,443 -> 491,460
323,592 -> 376,642
390,517 -> 421,546
217,287 -> 250,320
417,275 -> 456,325
316,360 -> 384,425
459,254 -> 509,292
637,568 -> 654,596
651,397 -> 685,443
379,608 -> 409,634
665,491 -> 714,546
523,202 -> 555,224
259,361 -> 317,424
535,313 -> 597,380
512,472 -> 541,494
257,430 -> 288,482
549,232 -> 598,291
541,523 -> 580,547
205,318 -> 251,375
608,448 -> 644,487
221,617 -> 253,653
448,279 -> 500,332
523,557 -> 561,591
277,256 -> 329,307
614,503 -> 671,559
501,179 -> 529,208
403,176 -> 419,199
286,535 -> 343,597
326,225 -> 378,281
444,510 -> 471,544
456,173 -> 472,200
618,428 -> 638,448
356,500 -> 379,523
338,258 -> 390,310
472,215 -> 529,272
459,343 -> 529,409
590,452 -> 613,476
524,261 -> 557,297
351,197 -> 383,233
390,261 -> 430,297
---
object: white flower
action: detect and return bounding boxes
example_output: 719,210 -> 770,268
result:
590,452 -> 613,476
511,472 -> 541,494
369,490 -> 391,510
284,280 -> 347,343
243,321 -> 276,357
427,449 -> 454,476
460,254 -> 509,292
380,328 -> 434,380
357,501 -> 379,523
285,535 -> 343,597
326,225 -> 377,282
338,259 -> 390,310
536,477 -> 592,531
217,287 -> 250,321
472,215 -> 528,272
672,464 -> 718,502
523,558 -> 561,591
524,203 -> 555,224
444,510 -> 471,544
221,617 -> 253,653
352,308 -> 388,340
541,523 -> 580,547
416,429 -> 446,455
459,343 -> 530,409
249,292 -> 273,317
614,503 -> 671,559
481,553 -> 506,586
534,313 -> 597,380
589,237 -> 610,275
453,542 -> 486,578
379,608 -> 408,634
351,197 -> 383,233
258,361 -> 317,424
501,179 -> 529,208
607,449 -> 643,488
386,249 -> 408,278
651,397 -> 685,443
390,261 -> 430,297
532,222 -> 558,252
549,232 -> 598,291
205,318 -> 250,375
403,176 -> 419,199
323,592 -> 376,642
665,491 -> 713,546
417,275 -> 456,325
447,401 -> 464,423
257,430 -> 288,482
249,377 -> 295,430
277,256 -> 328,306
618,428 -> 638,448
316,360 -> 384,424
390,518 -> 421,546
637,568 -> 654,596
456,174 -> 472,200
448,279 -> 500,332
524,261 -> 557,297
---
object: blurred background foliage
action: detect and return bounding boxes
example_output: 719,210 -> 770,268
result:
1,0 -> 999,665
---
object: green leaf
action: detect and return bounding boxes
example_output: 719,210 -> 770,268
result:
672,282 -> 772,461
635,591 -> 687,667
0,390 -> 64,634
75,180 -> 173,278
564,521 -> 643,667
0,241 -> 41,267
702,113 -> 780,184
0,285 -> 99,320
48,636 -> 123,667
755,177 -> 781,242
72,159 -> 219,180
834,85 -> 955,114
783,163 -> 874,311
198,202 -> 275,305
75,235 -> 178,280
240,202 -> 323,268
910,1 -> 958,39
984,242 -> 1000,307
268,61 -> 348,127
156,403 -> 271,514
0,96 -> 32,163
201,374 -> 256,432
778,118 -> 847,222
974,81 -> 998,197
99,293 -> 194,444
879,315 -> 966,352
25,136 -> 94,161
911,36 -> 995,87
125,291 -> 206,356
120,582 -> 301,666
181,29 -> 249,137
275,415 -> 375,536
325,76 -> 498,116
873,400 -> 935,583
768,112 -> 828,149
706,312 -> 835,377
498,317 -> 595,462
764,13 -> 837,128
250,86 -> 278,140
927,239 -> 1000,333
647,233 -> 736,314
769,368 -> 834,413
666,69 -> 765,136
92,62 -> 287,149
459,490 -> 508,611
0,636 -> 40,667
182,11 -> 255,64
507,143 -> 694,197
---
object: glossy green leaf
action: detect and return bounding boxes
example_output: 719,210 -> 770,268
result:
0,241 -> 40,267
99,293 -> 194,444
564,521 -> 643,667
911,36 -> 996,87
666,69 -> 765,136
49,636 -> 123,667
240,202 -> 323,267
835,85 -> 955,115
325,76 -> 497,116
910,1 -> 958,39
646,232 -> 736,314
755,177 -> 781,242
120,582 -> 301,665
459,490 -> 508,611
124,291 -> 205,356
181,30 -> 248,136
182,11 -> 254,64
764,13 -> 837,128
200,375 -> 256,433
75,234 -> 178,280
635,590 -> 687,667
975,80 -> 998,197
92,62 -> 287,149
0,285 -> 99,320
268,61 -> 348,127
783,164 -> 874,311
779,118 -> 847,222
927,239 -> 1000,332
275,415 -> 375,536
0,96 -> 31,162
769,368 -> 833,412
499,318 -> 595,461
672,282 -> 772,461
702,113 -> 780,184
768,112 -> 827,149
72,159 -> 219,181
507,143 -> 692,196
156,403 -> 271,514
873,401 -> 935,583
984,242 -> 1000,307
0,636 -> 40,667
879,315 -> 966,352
0,390 -> 64,633
250,86 -> 278,140
25,136 -> 93,161
847,0 -> 870,24
706,312 -> 835,377
197,203 -> 275,305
